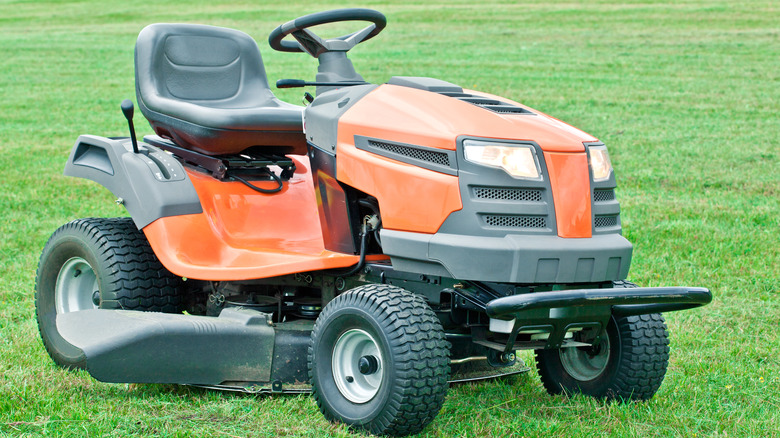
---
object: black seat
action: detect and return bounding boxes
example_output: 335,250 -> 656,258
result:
134,23 -> 306,156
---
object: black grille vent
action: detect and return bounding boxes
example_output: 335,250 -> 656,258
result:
594,215 -> 618,228
484,215 -> 546,229
593,189 -> 616,202
367,140 -> 450,166
474,187 -> 543,202
439,92 -> 533,115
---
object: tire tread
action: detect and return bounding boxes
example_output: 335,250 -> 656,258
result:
611,313 -> 669,400
309,284 -> 450,437
534,281 -> 669,401
38,217 -> 183,312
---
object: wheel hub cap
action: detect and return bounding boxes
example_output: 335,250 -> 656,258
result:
559,335 -> 611,381
55,257 -> 99,314
332,329 -> 383,403
358,355 -> 379,375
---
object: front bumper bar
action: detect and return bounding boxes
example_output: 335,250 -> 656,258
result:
472,286 -> 711,352
486,286 -> 712,320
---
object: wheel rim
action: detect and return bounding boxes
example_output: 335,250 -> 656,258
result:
559,335 -> 611,381
55,257 -> 99,314
332,328 -> 384,403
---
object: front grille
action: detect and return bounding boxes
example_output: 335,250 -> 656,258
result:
367,140 -> 450,166
474,187 -> 543,202
594,215 -> 618,228
593,189 -> 616,202
484,215 -> 546,229
439,92 -> 533,115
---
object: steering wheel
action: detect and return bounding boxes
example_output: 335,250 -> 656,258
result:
268,8 -> 386,58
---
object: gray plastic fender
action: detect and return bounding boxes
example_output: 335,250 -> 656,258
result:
64,135 -> 202,229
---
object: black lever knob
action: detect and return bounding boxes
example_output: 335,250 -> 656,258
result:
120,99 -> 139,154
121,99 -> 134,119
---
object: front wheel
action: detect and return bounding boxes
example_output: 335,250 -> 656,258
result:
535,313 -> 670,401
309,284 -> 450,437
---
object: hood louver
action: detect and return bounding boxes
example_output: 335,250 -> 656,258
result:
439,92 -> 533,115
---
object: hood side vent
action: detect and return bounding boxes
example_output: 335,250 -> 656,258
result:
368,140 -> 450,167
354,135 -> 458,176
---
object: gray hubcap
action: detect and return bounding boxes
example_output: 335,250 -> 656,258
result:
559,335 -> 611,381
55,257 -> 99,313
332,329 -> 384,403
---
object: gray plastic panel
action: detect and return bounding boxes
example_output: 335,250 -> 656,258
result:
438,138 -> 556,238
314,51 -> 366,94
585,142 -> 622,235
387,76 -> 464,93
381,229 -> 632,283
304,84 -> 378,153
64,135 -> 202,229
56,308 -> 275,385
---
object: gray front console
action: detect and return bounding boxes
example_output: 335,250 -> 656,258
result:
381,229 -> 633,284
304,84 -> 377,153
64,135 -> 202,229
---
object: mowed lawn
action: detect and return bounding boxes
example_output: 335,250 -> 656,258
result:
1,0 -> 778,437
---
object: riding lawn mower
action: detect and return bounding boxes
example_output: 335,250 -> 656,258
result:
35,8 -> 712,436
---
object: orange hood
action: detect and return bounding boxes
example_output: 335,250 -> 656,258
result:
338,84 -> 597,152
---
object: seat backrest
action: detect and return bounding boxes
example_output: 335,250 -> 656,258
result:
135,23 -> 275,110
133,23 -> 306,156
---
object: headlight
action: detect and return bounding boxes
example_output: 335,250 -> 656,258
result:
588,145 -> 613,181
463,139 -> 541,179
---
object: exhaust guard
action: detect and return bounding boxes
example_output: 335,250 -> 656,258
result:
470,286 -> 711,353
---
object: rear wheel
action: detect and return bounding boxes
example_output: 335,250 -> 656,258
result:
35,217 -> 185,368
309,284 -> 450,437
535,312 -> 670,400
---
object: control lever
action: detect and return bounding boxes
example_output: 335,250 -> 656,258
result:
276,78 -> 367,88
120,99 -> 140,154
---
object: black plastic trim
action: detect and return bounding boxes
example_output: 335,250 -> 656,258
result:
486,286 -> 712,319
354,135 -> 458,176
308,143 -> 361,254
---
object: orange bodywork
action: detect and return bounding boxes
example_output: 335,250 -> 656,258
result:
336,144 -> 462,233
336,84 -> 596,236
145,84 -> 599,280
143,156 -> 378,281
544,152 -> 592,238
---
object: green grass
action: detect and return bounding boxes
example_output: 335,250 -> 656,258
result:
1,0 -> 778,436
